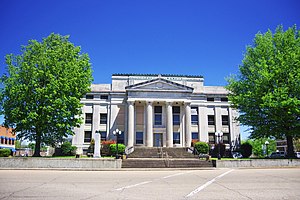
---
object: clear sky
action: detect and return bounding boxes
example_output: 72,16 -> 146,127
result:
0,0 -> 299,139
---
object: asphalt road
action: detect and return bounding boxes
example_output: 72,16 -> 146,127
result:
0,168 -> 299,200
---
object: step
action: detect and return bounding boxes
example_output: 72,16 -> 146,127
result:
121,158 -> 214,168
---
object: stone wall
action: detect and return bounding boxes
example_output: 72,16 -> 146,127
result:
0,158 -> 121,169
215,159 -> 300,168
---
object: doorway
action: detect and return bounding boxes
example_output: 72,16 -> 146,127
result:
153,133 -> 163,147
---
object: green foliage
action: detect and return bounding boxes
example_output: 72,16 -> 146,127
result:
109,144 -> 126,155
0,33 -> 93,157
294,139 -> 300,152
0,149 -> 11,157
194,141 -> 209,154
28,143 -> 35,150
226,25 -> 300,157
61,141 -> 76,156
101,140 -> 116,156
15,140 -> 21,148
240,142 -> 253,158
246,138 -> 276,158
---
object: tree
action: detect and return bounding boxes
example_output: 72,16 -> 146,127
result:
0,33 -> 93,157
246,138 -> 276,158
226,25 -> 300,158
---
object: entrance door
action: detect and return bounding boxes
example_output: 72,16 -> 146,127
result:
153,133 -> 163,147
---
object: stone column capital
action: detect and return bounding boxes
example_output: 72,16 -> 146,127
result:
127,100 -> 135,105
146,100 -> 153,105
165,101 -> 173,106
184,101 -> 191,106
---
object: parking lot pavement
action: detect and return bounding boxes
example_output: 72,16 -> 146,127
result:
0,168 -> 299,200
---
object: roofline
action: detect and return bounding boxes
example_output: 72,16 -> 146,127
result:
125,77 -> 194,91
112,73 -> 203,78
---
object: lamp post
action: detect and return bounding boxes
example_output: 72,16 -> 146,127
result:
113,129 -> 122,159
265,141 -> 269,158
215,131 -> 223,160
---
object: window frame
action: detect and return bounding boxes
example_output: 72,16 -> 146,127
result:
84,131 -> 92,143
100,113 -> 107,125
136,132 -> 143,144
173,132 -> 180,144
85,113 -> 93,124
208,115 -> 215,125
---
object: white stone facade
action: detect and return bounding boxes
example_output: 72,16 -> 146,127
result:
72,74 -> 240,154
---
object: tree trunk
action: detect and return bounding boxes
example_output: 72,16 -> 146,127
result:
33,133 -> 41,157
286,135 -> 295,158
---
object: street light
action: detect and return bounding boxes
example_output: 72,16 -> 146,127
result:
265,141 -> 269,158
113,129 -> 122,159
215,131 -> 223,160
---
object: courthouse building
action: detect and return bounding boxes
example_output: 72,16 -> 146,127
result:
72,74 -> 240,154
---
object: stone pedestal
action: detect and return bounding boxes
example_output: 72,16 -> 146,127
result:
94,132 -> 101,158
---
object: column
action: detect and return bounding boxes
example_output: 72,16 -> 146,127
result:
185,102 -> 192,147
214,106 -> 222,132
146,101 -> 153,147
199,106 -> 208,142
166,101 -> 173,147
127,100 -> 134,147
92,104 -> 100,138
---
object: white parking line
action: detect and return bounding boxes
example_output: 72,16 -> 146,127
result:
115,181 -> 153,191
185,169 -> 234,198
115,171 -> 192,191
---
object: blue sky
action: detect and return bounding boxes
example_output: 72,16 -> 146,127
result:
0,0 -> 299,139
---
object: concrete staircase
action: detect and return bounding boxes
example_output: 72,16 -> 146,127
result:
122,158 -> 214,168
122,147 -> 214,168
127,147 -> 197,158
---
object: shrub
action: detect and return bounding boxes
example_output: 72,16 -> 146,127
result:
101,140 -> 116,156
0,148 -> 11,157
194,141 -> 209,154
240,142 -> 253,158
61,141 -> 77,156
109,144 -> 126,155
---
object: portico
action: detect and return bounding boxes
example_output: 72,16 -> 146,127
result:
126,99 -> 192,148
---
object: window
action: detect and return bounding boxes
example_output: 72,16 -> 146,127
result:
192,132 -> 199,140
136,132 -> 143,144
100,131 -> 106,141
222,115 -> 229,125
101,95 -> 108,100
86,95 -> 94,99
208,115 -> 215,125
173,132 -> 180,144
84,131 -> 92,143
223,133 -> 230,144
221,97 -> 228,102
191,115 -> 198,125
85,113 -> 93,124
100,113 -> 107,124
207,97 -> 214,102
154,106 -> 162,125
191,107 -> 198,125
12,139 -> 15,145
208,133 -> 215,144
172,106 -> 180,125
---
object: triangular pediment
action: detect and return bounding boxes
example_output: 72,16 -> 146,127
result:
125,78 -> 193,92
